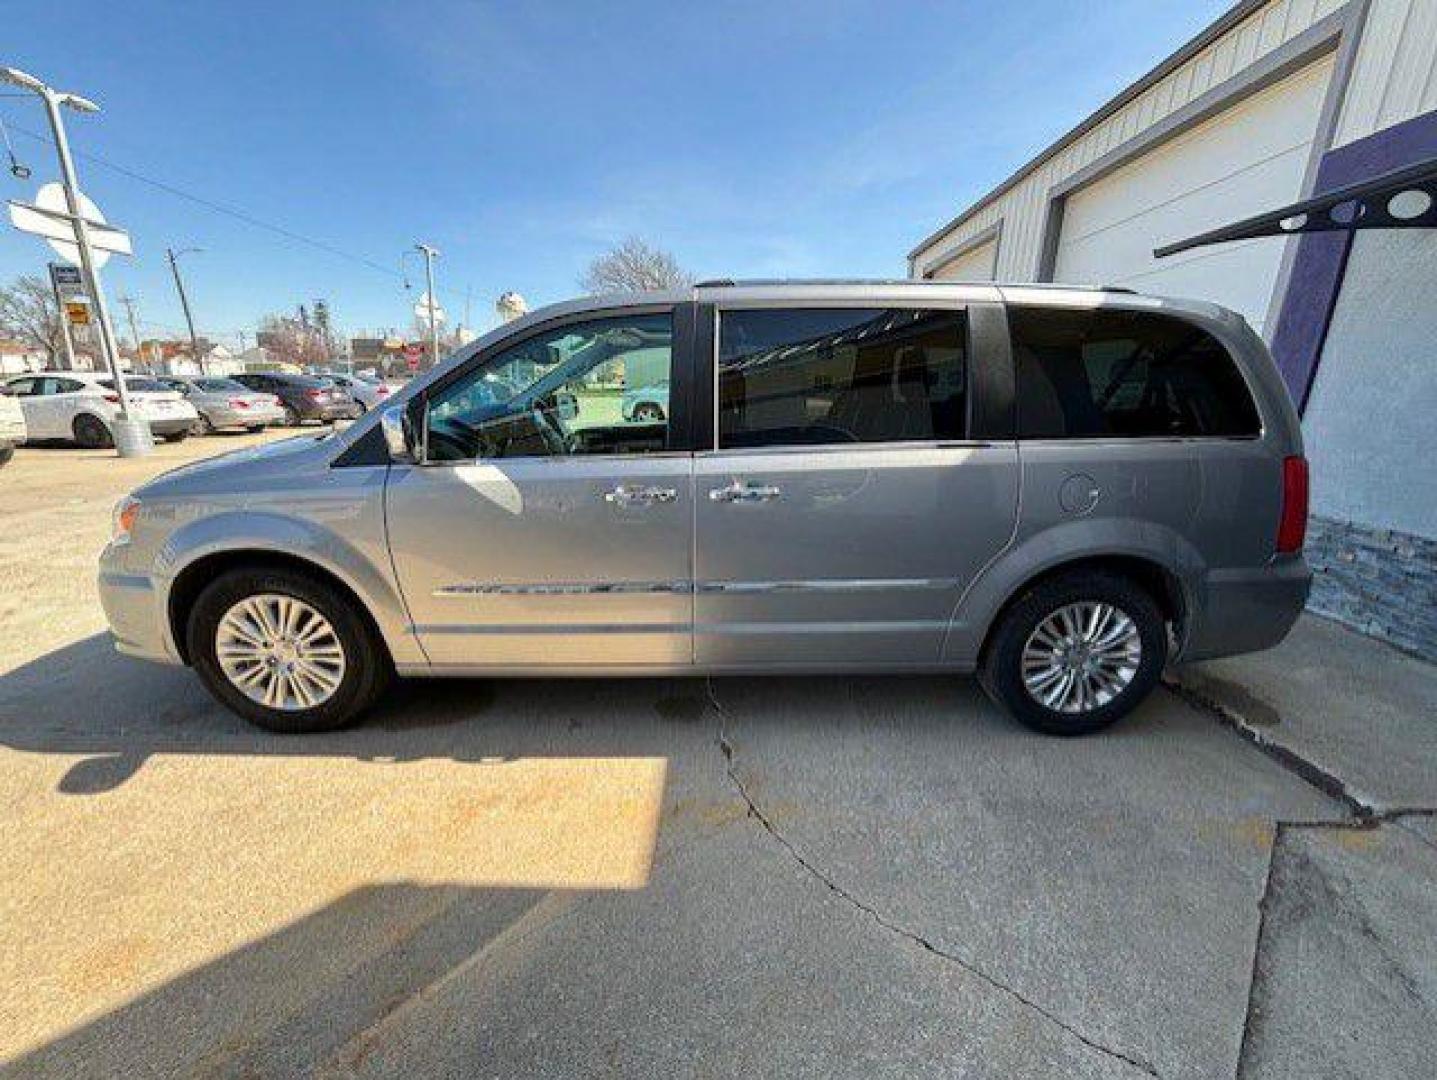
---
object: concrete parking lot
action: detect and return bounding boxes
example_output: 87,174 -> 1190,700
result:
1,435 -> 1433,1078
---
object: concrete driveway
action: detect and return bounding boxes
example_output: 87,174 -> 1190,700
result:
1,436 -> 1432,1078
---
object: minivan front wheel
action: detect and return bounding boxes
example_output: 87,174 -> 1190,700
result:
188,567 -> 389,733
979,570 -> 1166,736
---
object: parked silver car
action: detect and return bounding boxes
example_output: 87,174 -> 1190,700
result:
158,376 -> 287,433
99,281 -> 1310,735
325,372 -> 395,413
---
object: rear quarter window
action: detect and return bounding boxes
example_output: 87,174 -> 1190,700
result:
1011,306 -> 1260,439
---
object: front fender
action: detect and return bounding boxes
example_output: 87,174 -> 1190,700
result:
942,517 -> 1205,665
152,508 -> 425,667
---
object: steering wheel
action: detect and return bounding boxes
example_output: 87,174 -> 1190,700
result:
530,401 -> 571,455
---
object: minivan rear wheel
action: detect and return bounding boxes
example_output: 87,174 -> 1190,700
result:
187,567 -> 390,733
979,569 -> 1166,736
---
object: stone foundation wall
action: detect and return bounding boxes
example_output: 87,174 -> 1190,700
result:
1305,514 -> 1437,663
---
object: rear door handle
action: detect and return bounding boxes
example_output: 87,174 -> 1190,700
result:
708,481 -> 782,503
604,484 -> 677,506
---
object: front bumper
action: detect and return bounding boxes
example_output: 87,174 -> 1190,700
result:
97,556 -> 180,664
1180,557 -> 1312,662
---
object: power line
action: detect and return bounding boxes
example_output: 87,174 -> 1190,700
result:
3,120 -> 473,306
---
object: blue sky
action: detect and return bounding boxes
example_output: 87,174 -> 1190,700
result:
1,1 -> 1228,347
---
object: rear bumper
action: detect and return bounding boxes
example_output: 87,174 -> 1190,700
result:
295,401 -> 360,421
205,405 -> 285,428
1179,557 -> 1311,662
148,417 -> 197,436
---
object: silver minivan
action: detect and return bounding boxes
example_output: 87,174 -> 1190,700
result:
98,281 -> 1311,735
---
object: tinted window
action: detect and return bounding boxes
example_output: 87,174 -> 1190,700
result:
425,312 -> 673,462
98,377 -> 171,393
195,378 -> 246,392
1012,307 -> 1260,439
718,308 -> 967,448
5,378 -> 38,396
53,378 -> 85,394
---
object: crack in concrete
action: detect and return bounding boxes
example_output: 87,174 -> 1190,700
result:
1168,679 -> 1437,1078
704,678 -> 1160,1078
1162,678 -> 1376,819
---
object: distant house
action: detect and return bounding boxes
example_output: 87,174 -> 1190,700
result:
0,339 -> 48,375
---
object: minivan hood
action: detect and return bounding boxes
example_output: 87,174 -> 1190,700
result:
137,432 -> 333,495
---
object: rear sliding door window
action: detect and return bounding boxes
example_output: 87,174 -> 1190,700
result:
717,308 -> 967,448
1011,306 -> 1260,439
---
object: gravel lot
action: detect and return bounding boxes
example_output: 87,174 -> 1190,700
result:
1,434 -> 1432,1079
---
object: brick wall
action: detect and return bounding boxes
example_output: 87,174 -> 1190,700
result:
1305,514 -> 1437,663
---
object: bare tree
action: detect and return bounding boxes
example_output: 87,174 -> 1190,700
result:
256,312 -> 327,368
580,236 -> 693,294
0,275 -> 66,366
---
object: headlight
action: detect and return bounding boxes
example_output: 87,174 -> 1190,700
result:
112,495 -> 141,543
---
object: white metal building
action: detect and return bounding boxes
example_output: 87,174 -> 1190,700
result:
909,0 -> 1437,659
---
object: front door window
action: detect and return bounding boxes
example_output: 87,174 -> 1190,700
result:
424,312 -> 673,462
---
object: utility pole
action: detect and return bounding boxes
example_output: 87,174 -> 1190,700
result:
416,242 -> 440,368
117,293 -> 143,366
166,246 -> 202,370
1,66 -> 147,454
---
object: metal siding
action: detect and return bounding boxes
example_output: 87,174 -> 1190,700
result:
1333,0 -> 1437,145
912,0 -> 1346,279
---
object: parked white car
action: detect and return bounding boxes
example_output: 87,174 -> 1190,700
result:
1,372 -> 200,448
0,387 -> 27,467
325,373 -> 394,413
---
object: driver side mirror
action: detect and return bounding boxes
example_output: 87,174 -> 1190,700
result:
380,397 -> 425,464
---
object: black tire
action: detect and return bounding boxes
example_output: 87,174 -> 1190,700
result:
282,404 -> 301,426
246,425 -> 265,434
978,569 -> 1167,736
0,445 -> 13,468
187,567 -> 391,734
162,430 -> 188,443
72,413 -> 113,449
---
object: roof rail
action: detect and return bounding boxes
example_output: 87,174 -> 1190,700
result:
695,277 -> 1139,293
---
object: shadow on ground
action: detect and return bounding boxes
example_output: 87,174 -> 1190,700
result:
5,882 -> 553,1078
0,632 -> 1031,795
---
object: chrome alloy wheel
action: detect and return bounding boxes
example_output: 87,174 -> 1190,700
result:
215,594 -> 347,711
1020,601 -> 1142,714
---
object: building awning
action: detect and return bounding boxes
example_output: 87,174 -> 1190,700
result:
1154,157 -> 1437,258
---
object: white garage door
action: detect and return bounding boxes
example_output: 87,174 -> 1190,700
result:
1053,56 -> 1334,335
925,237 -> 997,281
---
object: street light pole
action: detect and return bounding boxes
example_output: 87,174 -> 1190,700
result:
2,66 -> 147,455
166,246 -> 203,371
416,242 -> 441,368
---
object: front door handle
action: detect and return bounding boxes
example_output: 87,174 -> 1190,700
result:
708,481 -> 782,503
604,484 -> 677,506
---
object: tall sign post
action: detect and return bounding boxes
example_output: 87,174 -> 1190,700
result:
1,66 -> 149,456
47,262 -> 81,370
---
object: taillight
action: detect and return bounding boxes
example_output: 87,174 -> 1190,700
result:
1276,455 -> 1308,554
229,398 -> 250,409
375,386 -> 390,396
305,388 -> 325,400
103,393 -> 120,404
